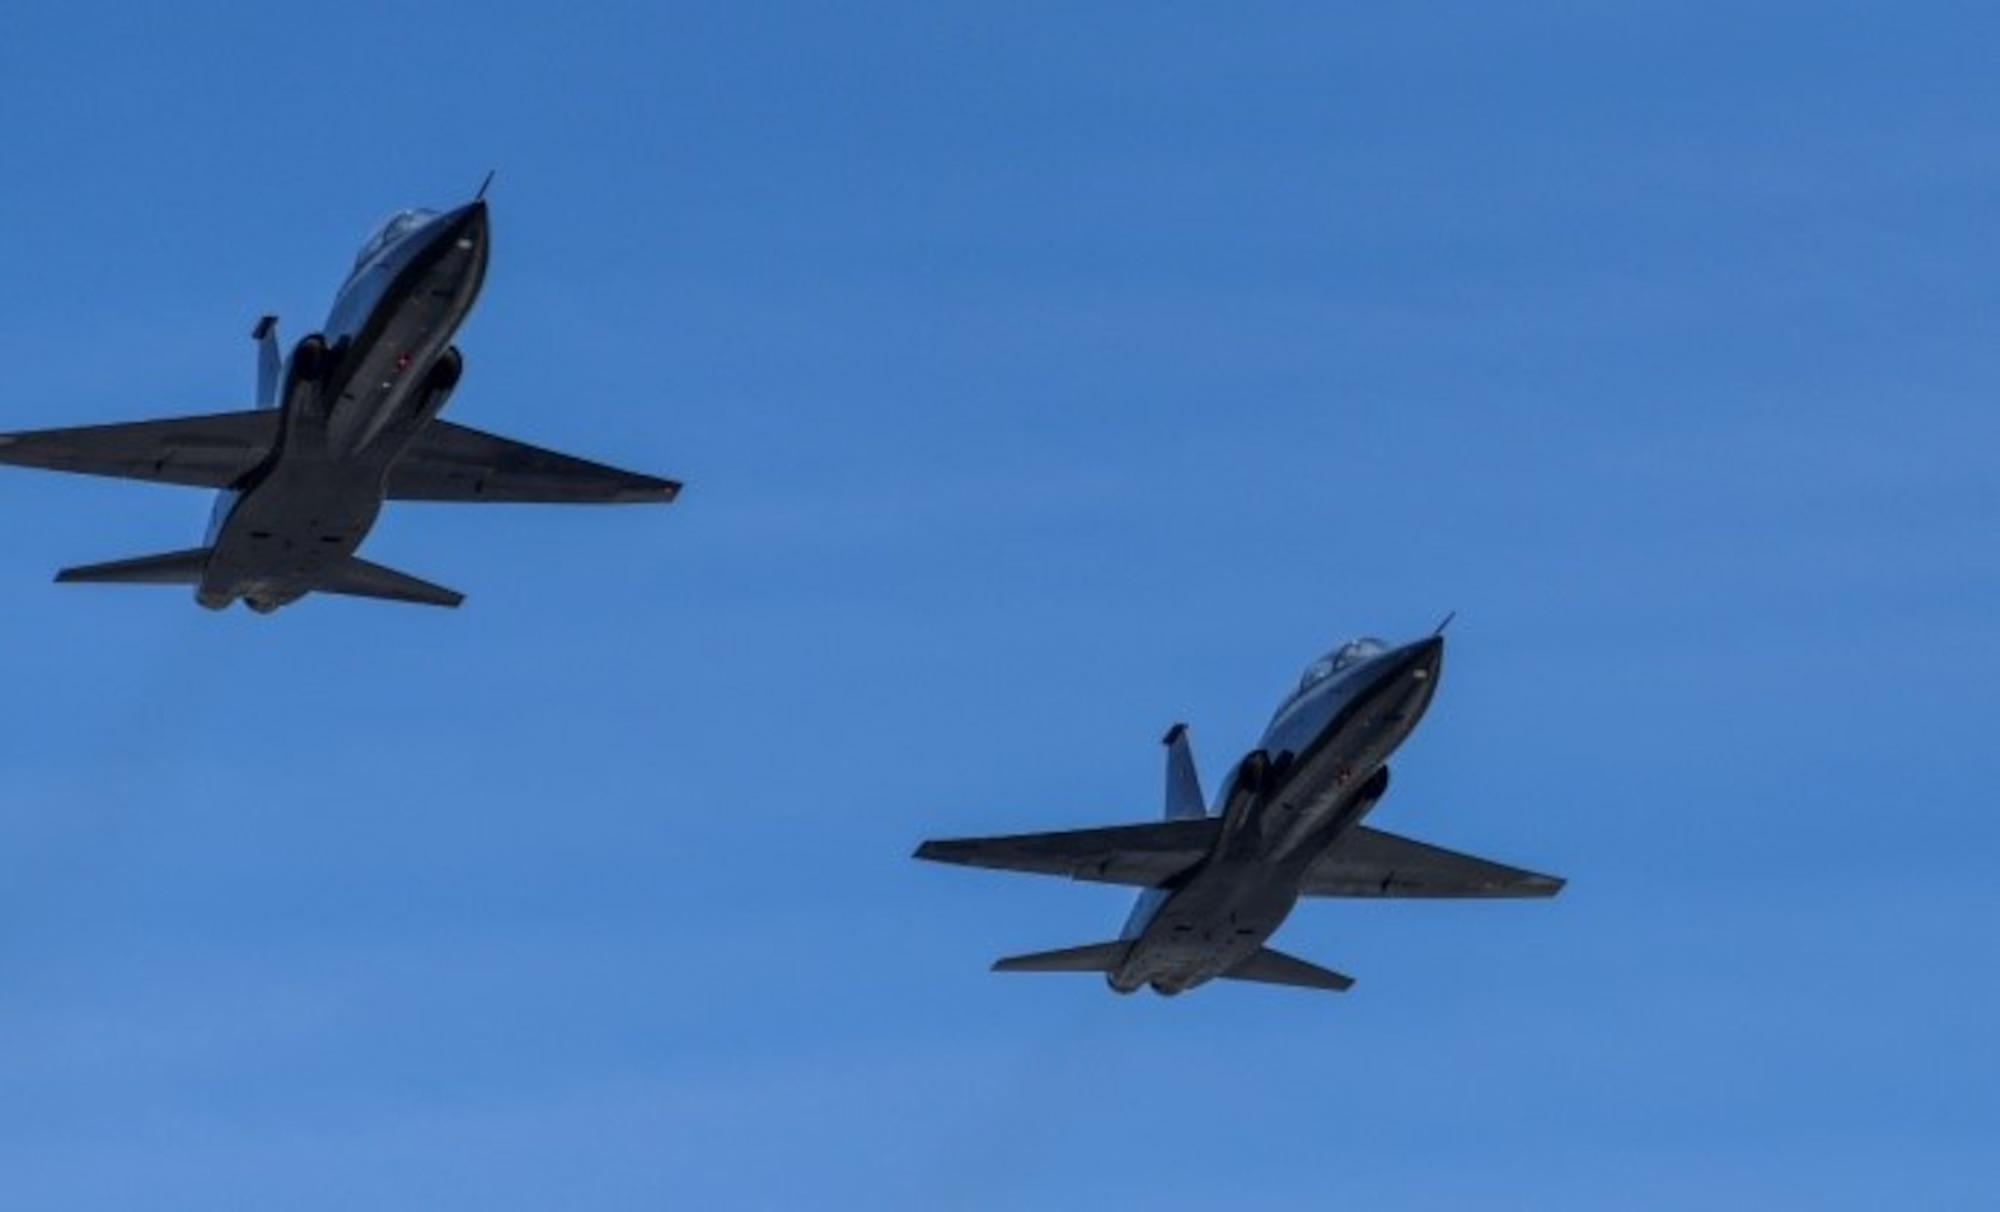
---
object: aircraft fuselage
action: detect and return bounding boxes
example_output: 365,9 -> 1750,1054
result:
1110,637 -> 1443,994
200,202 -> 489,611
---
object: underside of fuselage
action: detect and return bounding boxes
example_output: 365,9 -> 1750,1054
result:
1110,639 -> 1442,995
200,475 -> 384,611
1109,869 -> 1302,994
199,205 -> 488,611
1110,768 -> 1394,995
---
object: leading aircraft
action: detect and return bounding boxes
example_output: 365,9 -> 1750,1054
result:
916,634 -> 1563,995
0,196 -> 679,611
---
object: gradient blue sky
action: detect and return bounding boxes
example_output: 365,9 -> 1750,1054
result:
1,4 -> 1995,1208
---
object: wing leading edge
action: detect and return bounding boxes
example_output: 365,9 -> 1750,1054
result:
0,411 -> 278,489
387,420 -> 681,504
1302,825 -> 1565,898
913,818 -> 1219,889
917,817 -> 1561,899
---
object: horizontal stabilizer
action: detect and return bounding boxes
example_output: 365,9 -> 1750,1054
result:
1222,947 -> 1354,992
318,558 -> 464,608
993,940 -> 1132,974
1302,825 -> 1565,899
56,547 -> 211,586
915,817 -> 1219,888
0,411 -> 276,489
387,420 -> 681,504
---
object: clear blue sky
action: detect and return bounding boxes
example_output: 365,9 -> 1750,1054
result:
1,3 -> 1994,1208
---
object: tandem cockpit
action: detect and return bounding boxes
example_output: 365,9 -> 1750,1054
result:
353,209 -> 439,270
329,205 -> 475,334
1269,637 -> 1390,724
1303,638 -> 1389,689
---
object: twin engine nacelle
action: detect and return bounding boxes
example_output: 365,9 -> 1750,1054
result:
286,334 -> 329,388
279,333 -> 330,417
427,344 -> 464,394
412,345 -> 463,426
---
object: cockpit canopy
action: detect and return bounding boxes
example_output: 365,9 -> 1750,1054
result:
1297,637 -> 1390,694
353,209 -> 438,270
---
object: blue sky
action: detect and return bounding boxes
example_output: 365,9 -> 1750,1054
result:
1,3 -> 1995,1207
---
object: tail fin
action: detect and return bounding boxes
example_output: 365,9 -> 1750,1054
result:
252,315 -> 280,409
319,557 -> 463,608
993,940 -> 1132,974
1161,723 -> 1206,820
1221,947 -> 1354,992
56,547 -> 211,586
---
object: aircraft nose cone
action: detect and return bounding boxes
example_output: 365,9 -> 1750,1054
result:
439,199 -> 488,246
1397,635 -> 1444,683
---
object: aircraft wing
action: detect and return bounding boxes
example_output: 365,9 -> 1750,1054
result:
914,818 -> 1220,888
387,420 -> 680,504
1301,825 -> 1565,898
0,411 -> 278,489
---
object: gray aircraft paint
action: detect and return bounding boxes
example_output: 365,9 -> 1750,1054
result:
916,635 -> 1564,996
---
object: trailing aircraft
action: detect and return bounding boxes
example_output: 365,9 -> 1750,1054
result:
916,634 -> 1563,995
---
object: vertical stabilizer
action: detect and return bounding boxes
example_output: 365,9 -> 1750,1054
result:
1161,723 -> 1206,819
252,315 -> 280,409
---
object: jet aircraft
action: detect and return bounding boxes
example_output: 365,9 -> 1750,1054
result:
0,198 -> 678,611
916,634 -> 1563,995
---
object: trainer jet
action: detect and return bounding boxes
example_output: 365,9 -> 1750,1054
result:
916,634 -> 1563,995
0,197 -> 678,611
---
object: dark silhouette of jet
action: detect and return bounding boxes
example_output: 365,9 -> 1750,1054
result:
917,634 -> 1563,995
0,199 -> 678,611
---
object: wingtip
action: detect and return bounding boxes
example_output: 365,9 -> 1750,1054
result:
617,478 -> 681,504
1505,872 -> 1566,897
987,955 -> 1047,974
914,837 -> 988,867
